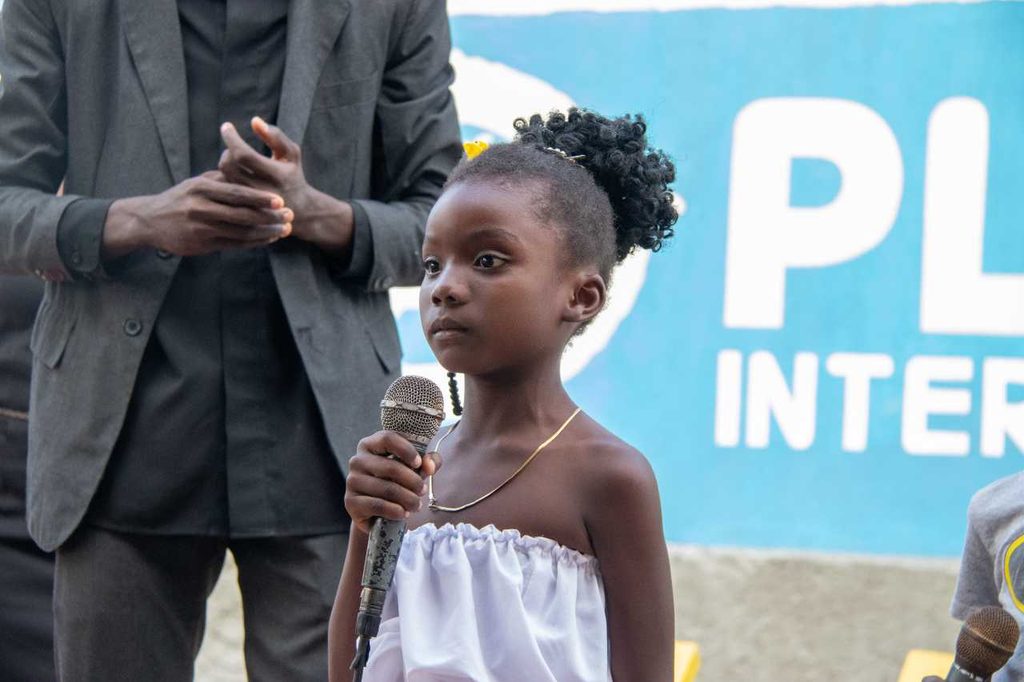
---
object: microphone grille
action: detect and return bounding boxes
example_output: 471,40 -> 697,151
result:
955,606 -> 1020,676
380,376 -> 445,443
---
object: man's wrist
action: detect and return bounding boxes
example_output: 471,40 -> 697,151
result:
296,188 -> 354,257
101,197 -> 149,260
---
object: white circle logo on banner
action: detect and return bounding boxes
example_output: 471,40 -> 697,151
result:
391,49 -> 653,394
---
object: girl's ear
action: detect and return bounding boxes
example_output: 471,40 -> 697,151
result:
564,271 -> 607,325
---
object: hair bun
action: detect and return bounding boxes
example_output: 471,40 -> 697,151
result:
513,108 -> 677,260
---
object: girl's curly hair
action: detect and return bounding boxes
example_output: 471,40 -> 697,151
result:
446,108 -> 677,284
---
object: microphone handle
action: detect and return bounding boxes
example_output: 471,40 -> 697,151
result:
355,515 -> 406,639
946,662 -> 989,682
351,441 -> 429,677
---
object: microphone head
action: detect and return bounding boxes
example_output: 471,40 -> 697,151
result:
955,606 -> 1020,676
380,376 -> 445,447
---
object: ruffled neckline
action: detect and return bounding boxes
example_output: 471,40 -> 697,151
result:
407,522 -> 599,570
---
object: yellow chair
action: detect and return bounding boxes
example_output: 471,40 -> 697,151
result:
675,640 -> 701,682
897,649 -> 953,682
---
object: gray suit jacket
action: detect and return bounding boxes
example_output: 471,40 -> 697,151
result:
0,0 -> 461,551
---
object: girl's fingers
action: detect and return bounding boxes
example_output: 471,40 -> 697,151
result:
344,494 -> 407,522
346,431 -> 434,524
357,431 -> 423,470
422,450 -> 442,477
347,473 -> 422,512
349,453 -> 424,494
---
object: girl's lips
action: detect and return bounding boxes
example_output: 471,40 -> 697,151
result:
428,317 -> 469,335
432,328 -> 467,342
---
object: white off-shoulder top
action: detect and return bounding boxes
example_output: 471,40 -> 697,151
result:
362,522 -> 611,681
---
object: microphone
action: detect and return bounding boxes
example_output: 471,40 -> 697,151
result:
942,606 -> 1019,681
350,376 -> 444,679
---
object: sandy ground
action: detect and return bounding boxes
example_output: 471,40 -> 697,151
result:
195,554 -> 247,682
194,544 -> 961,682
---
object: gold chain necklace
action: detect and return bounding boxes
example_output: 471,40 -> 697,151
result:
427,407 -> 582,513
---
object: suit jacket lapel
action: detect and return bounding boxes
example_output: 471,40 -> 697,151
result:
278,0 -> 352,146
121,0 -> 190,184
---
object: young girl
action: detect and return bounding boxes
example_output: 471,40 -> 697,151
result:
329,109 -> 678,681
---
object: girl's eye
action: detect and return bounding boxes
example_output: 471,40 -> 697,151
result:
423,258 -> 440,274
475,253 -> 506,269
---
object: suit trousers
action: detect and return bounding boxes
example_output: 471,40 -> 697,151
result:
0,536 -> 56,682
53,526 -> 348,682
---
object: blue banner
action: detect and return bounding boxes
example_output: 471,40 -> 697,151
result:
395,1 -> 1024,557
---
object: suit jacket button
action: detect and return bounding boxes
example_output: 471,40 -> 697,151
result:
156,249 -> 172,259
123,319 -> 143,337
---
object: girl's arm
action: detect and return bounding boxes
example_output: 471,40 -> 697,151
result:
326,430 -> 438,682
585,448 -> 675,681
328,524 -> 369,682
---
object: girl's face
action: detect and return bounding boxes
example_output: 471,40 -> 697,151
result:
419,180 -> 581,377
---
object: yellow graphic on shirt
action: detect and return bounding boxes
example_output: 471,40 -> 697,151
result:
1003,534 -> 1024,613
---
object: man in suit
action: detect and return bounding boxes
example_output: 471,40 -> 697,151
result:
0,275 -> 55,682
0,1 -> 461,680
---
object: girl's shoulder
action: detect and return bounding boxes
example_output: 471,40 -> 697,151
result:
569,415 -> 660,515
565,416 -> 665,564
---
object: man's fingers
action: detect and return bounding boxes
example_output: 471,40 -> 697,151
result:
206,235 -> 283,253
196,176 -> 283,210
252,116 -> 299,162
190,200 -> 292,228
220,121 -> 253,154
206,221 -> 289,243
220,122 -> 277,179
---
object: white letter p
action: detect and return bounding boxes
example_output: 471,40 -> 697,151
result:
724,98 -> 903,329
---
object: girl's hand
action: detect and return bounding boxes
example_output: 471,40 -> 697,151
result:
344,430 -> 441,534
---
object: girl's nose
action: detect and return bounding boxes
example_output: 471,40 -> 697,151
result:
430,266 -> 467,306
